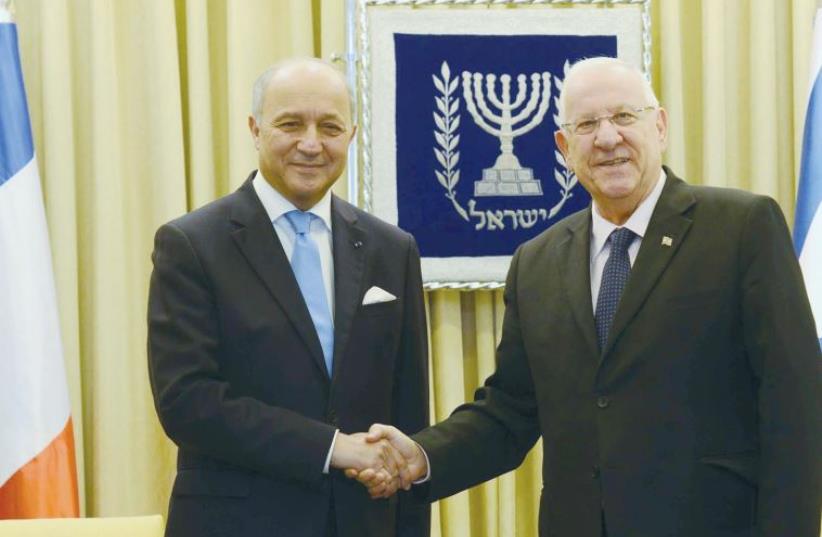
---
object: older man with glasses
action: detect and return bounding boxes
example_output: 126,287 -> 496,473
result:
351,57 -> 821,537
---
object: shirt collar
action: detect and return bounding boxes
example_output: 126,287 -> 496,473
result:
591,168 -> 667,256
252,171 -> 333,231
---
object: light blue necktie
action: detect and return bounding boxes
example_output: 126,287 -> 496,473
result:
284,210 -> 334,374
595,227 -> 636,351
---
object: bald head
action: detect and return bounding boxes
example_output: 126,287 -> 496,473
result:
247,57 -> 357,211
556,57 -> 658,125
251,58 -> 352,124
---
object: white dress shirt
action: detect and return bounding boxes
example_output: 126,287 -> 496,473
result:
252,172 -> 339,473
589,169 -> 667,310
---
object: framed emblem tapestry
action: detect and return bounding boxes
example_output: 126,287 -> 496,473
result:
351,0 -> 652,287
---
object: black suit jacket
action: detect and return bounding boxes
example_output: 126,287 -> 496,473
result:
414,169 -> 821,537
148,174 -> 430,537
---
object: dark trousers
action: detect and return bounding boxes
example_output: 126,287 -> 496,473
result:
326,496 -> 336,537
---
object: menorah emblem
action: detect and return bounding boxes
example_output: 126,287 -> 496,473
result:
462,70 -> 552,197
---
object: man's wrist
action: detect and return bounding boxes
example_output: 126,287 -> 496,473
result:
323,429 -> 339,474
412,441 -> 431,484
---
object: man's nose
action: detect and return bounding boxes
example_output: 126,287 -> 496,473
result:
593,119 -> 622,149
297,127 -> 322,154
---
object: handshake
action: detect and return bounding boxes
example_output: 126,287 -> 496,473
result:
330,424 -> 428,499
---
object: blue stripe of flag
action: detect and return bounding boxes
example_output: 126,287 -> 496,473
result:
794,67 -> 822,255
0,22 -> 35,187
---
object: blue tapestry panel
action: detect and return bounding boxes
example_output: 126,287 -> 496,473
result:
395,33 -> 617,258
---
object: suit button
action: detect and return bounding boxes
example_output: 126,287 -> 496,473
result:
592,465 -> 600,479
596,396 -> 610,409
328,410 -> 338,426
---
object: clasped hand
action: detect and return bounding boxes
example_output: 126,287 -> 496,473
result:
330,424 -> 427,499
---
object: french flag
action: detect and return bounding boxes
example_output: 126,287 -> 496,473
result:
795,7 -> 822,348
0,6 -> 79,517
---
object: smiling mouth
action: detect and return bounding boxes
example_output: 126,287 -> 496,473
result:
598,158 -> 630,167
291,163 -> 324,168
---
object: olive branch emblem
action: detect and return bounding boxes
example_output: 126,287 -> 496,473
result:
433,61 -> 468,221
549,60 -> 578,218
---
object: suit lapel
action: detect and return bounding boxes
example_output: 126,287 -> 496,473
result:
228,177 -> 329,379
329,196 -> 366,379
557,209 -> 601,358
602,170 -> 696,358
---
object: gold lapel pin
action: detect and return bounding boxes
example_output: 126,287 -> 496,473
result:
661,236 -> 673,247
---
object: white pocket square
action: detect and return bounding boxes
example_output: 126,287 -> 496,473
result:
362,286 -> 397,305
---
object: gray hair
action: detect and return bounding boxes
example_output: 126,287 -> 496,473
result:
556,57 -> 659,124
251,57 -> 353,123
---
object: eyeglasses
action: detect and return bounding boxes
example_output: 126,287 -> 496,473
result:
561,106 -> 657,136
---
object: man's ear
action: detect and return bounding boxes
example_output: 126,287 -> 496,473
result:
555,129 -> 571,170
656,107 -> 669,150
248,115 -> 260,149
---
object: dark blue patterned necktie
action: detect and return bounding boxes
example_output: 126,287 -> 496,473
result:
595,227 -> 636,351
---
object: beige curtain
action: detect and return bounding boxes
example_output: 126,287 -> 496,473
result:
655,0 -> 818,211
12,0 -> 818,534
426,290 -> 543,537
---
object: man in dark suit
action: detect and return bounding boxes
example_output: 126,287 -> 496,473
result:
148,58 -> 429,537
352,57 -> 821,537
